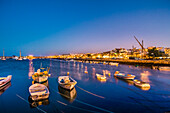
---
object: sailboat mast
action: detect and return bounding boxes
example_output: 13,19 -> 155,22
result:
20,50 -> 21,58
3,49 -> 4,58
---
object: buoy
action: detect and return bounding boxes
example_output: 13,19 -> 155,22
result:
84,71 -> 88,74
67,72 -> 70,75
108,73 -> 111,76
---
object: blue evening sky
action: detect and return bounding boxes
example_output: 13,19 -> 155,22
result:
0,0 -> 170,56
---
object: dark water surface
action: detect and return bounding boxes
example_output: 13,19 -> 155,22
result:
0,59 -> 170,113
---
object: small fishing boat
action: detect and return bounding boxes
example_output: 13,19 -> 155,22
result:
32,67 -> 50,83
58,76 -> 77,90
0,75 -> 12,88
29,83 -> 49,101
1,49 -> 6,60
1,57 -> 6,60
109,62 -> 119,66
17,57 -> 23,60
158,66 -> 170,71
16,50 -> 22,60
114,71 -> 135,80
96,74 -> 106,81
133,79 -> 150,90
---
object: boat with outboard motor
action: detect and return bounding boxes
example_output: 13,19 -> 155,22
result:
32,67 -> 50,83
58,76 -> 77,90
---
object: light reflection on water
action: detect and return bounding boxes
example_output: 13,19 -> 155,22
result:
0,59 -> 170,113
140,71 -> 151,83
28,60 -> 34,79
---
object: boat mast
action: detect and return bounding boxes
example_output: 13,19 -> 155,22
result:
3,49 -> 4,58
20,50 -> 21,58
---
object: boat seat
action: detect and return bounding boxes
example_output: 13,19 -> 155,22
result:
31,88 -> 46,93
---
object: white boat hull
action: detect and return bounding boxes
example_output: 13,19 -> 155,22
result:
58,76 -> 77,90
114,74 -> 135,80
96,74 -> 106,81
114,71 -> 135,80
109,62 -> 119,66
0,75 -> 12,87
59,84 -> 75,90
159,66 -> 170,71
29,83 -> 49,101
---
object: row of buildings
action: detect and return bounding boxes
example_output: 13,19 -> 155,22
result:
56,47 -> 170,60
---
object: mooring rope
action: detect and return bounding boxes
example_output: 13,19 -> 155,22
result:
16,94 -> 47,113
51,88 -> 113,113
76,85 -> 105,99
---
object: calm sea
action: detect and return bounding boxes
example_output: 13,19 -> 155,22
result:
0,59 -> 169,113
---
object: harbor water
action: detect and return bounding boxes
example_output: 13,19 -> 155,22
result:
0,59 -> 170,113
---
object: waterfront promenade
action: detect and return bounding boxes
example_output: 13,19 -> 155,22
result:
72,58 -> 170,66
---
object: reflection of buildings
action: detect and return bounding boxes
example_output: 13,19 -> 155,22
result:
58,86 -> 77,103
28,60 -> 34,78
140,71 -> 151,83
92,68 -> 96,79
0,82 -> 11,95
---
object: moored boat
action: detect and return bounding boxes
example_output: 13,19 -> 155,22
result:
96,73 -> 106,81
1,49 -> 6,60
32,67 -> 50,83
133,79 -> 150,90
114,71 -> 135,80
0,75 -> 12,88
0,82 -> 11,95
109,62 -> 119,66
158,66 -> 170,71
58,76 -> 77,90
29,83 -> 49,101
